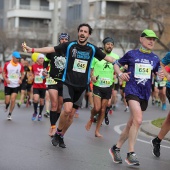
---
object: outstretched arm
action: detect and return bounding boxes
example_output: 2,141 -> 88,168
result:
21,43 -> 55,54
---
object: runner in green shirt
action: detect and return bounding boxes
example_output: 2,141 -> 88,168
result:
85,37 -> 116,137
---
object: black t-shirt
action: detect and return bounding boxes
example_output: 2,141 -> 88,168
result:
23,66 -> 30,83
54,41 -> 106,87
44,51 -> 66,81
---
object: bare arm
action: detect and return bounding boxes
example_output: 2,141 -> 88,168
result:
103,55 -> 115,63
2,70 -> 10,84
21,43 -> 55,54
90,68 -> 98,83
114,64 -> 130,81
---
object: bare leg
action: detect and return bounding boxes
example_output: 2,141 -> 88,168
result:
85,95 -> 101,131
158,112 -> 170,139
95,99 -> 108,137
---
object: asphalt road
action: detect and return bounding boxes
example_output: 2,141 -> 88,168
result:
0,98 -> 169,170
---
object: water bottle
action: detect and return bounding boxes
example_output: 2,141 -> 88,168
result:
157,66 -> 162,82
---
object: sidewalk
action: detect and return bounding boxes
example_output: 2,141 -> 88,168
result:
140,121 -> 170,141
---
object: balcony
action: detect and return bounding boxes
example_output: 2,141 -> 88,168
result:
7,27 -> 50,40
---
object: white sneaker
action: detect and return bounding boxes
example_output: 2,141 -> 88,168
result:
7,115 -> 12,120
124,108 -> 129,112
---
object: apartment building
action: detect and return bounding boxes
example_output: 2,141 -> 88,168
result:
4,0 -> 52,50
59,0 -> 170,57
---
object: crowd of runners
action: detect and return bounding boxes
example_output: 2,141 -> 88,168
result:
1,23 -> 170,166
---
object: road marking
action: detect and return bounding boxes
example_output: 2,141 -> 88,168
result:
114,121 -> 170,149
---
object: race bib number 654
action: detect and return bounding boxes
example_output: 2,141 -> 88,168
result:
134,63 -> 152,79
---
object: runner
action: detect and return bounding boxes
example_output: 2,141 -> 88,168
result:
150,52 -> 170,157
43,33 -> 70,137
22,23 -> 116,148
2,51 -> 24,120
17,59 -> 32,108
108,29 -> 164,166
31,53 -> 46,121
85,37 -> 116,137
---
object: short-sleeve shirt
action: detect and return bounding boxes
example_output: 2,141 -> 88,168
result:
44,51 -> 66,82
54,41 -> 106,87
117,49 -> 160,100
161,52 -> 170,88
91,52 -> 117,87
3,61 -> 24,88
32,63 -> 46,89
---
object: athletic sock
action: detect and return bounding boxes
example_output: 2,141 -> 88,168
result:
33,102 -> 38,113
39,105 -> 44,115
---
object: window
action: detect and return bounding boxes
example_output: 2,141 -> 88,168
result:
40,0 -> 49,6
20,0 -> 30,5
89,3 -> 94,20
106,2 -> 119,15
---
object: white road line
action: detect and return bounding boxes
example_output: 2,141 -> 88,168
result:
114,121 -> 170,149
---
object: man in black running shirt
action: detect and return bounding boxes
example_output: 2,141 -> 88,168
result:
22,23 -> 116,148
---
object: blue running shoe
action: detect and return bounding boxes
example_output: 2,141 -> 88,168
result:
32,113 -> 37,121
38,115 -> 42,121
162,103 -> 167,111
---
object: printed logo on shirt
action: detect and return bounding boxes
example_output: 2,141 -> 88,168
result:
72,48 -> 77,58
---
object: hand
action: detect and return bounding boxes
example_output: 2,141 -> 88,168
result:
156,70 -> 164,80
21,43 -> 32,53
119,72 -> 131,81
42,69 -> 48,77
18,79 -> 22,84
5,79 -> 10,84
91,76 -> 98,83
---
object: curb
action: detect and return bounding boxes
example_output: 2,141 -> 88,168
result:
140,121 -> 170,142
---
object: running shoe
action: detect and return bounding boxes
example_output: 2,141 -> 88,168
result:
32,113 -> 37,121
109,146 -> 122,164
152,100 -> 155,105
105,113 -> 109,125
38,115 -> 42,121
158,101 -> 161,107
112,105 -> 116,111
59,135 -> 66,148
109,109 -> 113,115
162,103 -> 167,111
125,152 -> 140,166
51,133 -> 60,146
44,112 -> 50,118
150,139 -> 160,157
7,114 -> 12,120
124,108 -> 129,112
17,103 -> 21,108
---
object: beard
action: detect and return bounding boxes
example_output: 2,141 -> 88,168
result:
105,48 -> 112,53
78,36 -> 88,44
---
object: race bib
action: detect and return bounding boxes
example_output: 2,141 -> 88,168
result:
73,59 -> 87,73
114,78 -> 118,84
99,77 -> 111,87
34,75 -> 43,84
45,77 -> 57,85
9,73 -> 19,80
134,63 -> 152,79
159,81 -> 166,87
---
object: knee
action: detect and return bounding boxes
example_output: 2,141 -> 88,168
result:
133,118 -> 142,126
51,102 -> 57,110
93,106 -> 100,112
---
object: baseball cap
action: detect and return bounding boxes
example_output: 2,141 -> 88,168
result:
141,29 -> 159,39
12,51 -> 21,59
